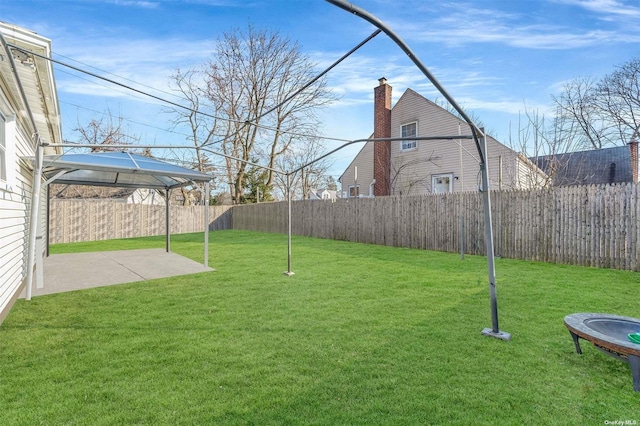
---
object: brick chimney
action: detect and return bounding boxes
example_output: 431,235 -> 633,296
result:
373,77 -> 392,196
630,139 -> 639,183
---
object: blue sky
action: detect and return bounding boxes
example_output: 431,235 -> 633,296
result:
3,0 -> 640,181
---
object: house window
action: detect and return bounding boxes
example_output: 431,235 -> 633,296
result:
401,122 -> 417,151
0,114 -> 6,182
432,173 -> 453,193
348,185 -> 360,197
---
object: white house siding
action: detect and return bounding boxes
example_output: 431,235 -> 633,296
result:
340,139 -> 375,197
0,117 -> 37,323
0,23 -> 61,323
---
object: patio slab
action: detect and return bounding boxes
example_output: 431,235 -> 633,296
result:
22,248 -> 213,297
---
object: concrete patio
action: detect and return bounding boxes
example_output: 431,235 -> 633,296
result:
23,248 -> 213,297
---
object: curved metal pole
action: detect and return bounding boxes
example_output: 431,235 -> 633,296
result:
325,0 -> 485,153
326,0 -> 509,341
255,29 -> 381,122
291,135 -> 473,175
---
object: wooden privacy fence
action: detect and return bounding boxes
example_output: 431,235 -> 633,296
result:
233,183 -> 640,271
50,184 -> 640,271
49,200 -> 232,244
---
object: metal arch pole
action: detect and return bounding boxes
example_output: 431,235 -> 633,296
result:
284,173 -> 295,276
204,181 -> 210,268
326,0 -> 510,341
478,133 -> 509,340
324,0 -> 483,141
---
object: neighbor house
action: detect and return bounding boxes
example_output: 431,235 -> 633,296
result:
0,23 -> 62,323
531,142 -> 639,186
339,78 -> 546,197
307,188 -> 338,201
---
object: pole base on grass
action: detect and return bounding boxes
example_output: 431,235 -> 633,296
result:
283,271 -> 295,276
481,328 -> 511,341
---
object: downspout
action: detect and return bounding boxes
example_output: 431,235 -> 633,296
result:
46,184 -> 50,257
369,179 -> 376,197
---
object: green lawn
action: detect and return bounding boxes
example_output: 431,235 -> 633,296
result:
1,230 -> 638,425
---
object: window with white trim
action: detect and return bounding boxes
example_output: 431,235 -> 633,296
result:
348,185 -> 359,197
400,122 -> 417,151
0,114 -> 6,182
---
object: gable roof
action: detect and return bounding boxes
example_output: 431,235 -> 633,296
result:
532,146 -> 632,186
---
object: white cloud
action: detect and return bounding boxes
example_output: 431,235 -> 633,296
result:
110,0 -> 159,8
555,0 -> 640,19
388,1 -> 640,50
50,34 -> 218,106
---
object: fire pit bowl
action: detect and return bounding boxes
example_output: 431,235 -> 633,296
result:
564,313 -> 640,392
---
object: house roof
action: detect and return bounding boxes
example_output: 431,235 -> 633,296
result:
0,22 -> 62,154
308,188 -> 338,200
36,151 -> 211,190
532,146 -> 632,186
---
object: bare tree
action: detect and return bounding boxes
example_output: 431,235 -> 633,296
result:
389,152 -> 440,195
168,68 -> 219,175
552,76 -> 612,150
274,137 -> 332,200
508,107 -> 602,187
594,58 -> 640,141
170,25 -> 334,204
552,58 -> 640,150
73,108 -> 139,151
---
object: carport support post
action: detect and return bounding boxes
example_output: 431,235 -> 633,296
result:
165,188 -> 170,253
479,132 -> 511,341
284,173 -> 294,276
25,140 -> 43,301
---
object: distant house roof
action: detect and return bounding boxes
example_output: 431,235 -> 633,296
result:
308,188 -> 338,200
532,146 -> 632,186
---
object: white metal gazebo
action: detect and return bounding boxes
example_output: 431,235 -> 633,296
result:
25,150 -> 212,300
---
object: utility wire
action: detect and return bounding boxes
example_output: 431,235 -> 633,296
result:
8,41 -> 359,145
53,51 -> 187,103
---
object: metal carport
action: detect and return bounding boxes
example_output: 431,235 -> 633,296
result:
25,150 -> 212,300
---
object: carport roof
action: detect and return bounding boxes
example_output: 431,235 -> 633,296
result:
36,151 -> 211,189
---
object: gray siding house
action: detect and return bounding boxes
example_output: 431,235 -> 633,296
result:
340,78 -> 546,197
